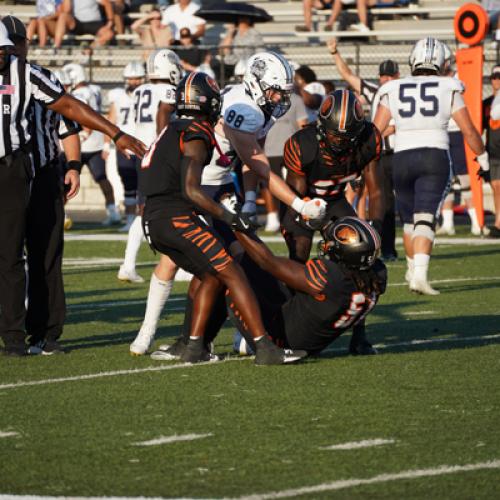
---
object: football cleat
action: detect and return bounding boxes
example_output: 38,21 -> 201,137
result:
254,335 -> 306,365
130,326 -> 155,356
153,337 -> 187,360
409,279 -> 440,296
436,225 -> 455,236
180,337 -> 221,363
117,266 -> 145,283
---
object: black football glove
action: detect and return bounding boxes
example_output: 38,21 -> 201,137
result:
221,209 -> 259,233
477,167 -> 491,183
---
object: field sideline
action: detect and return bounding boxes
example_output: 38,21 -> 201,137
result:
0,227 -> 499,499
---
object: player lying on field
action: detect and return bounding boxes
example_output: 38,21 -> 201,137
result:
153,216 -> 386,359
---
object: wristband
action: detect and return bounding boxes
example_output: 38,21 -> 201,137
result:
67,160 -> 82,174
330,50 -> 338,55
112,130 -> 125,143
291,196 -> 306,214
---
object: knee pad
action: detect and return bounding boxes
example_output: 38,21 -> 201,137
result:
403,223 -> 414,236
412,212 -> 435,241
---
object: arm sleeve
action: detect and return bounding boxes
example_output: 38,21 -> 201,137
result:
29,64 -> 65,105
283,135 -> 305,176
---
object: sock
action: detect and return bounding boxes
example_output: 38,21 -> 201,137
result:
266,211 -> 279,225
106,203 -> 118,216
468,208 -> 480,232
441,209 -> 453,229
123,216 -> 144,271
142,272 -> 173,331
496,28 -> 500,41
413,253 -> 430,283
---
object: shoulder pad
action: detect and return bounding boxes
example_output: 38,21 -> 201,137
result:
224,102 -> 264,133
444,76 -> 465,93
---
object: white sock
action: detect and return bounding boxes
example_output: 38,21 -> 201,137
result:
142,272 -> 173,331
441,209 -> 454,229
106,203 -> 118,215
468,208 -> 480,232
406,256 -> 414,272
496,28 -> 500,41
266,211 -> 279,225
123,216 -> 144,271
413,253 -> 430,283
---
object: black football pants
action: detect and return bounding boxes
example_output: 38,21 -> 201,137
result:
0,151 -> 32,346
25,164 -> 66,344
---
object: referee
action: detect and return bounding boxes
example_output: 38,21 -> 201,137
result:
0,22 -> 146,355
3,16 -> 81,355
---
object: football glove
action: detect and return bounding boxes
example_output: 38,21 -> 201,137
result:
292,197 -> 327,221
221,209 -> 259,233
476,151 -> 490,182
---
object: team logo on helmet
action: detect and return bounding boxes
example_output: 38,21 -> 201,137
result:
250,58 -> 267,80
205,75 -> 220,93
319,94 -> 335,119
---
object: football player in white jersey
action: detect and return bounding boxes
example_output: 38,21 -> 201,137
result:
373,37 -> 487,295
63,63 -> 122,226
104,61 -> 146,233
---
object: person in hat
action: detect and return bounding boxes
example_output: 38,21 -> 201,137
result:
482,64 -> 500,238
328,38 -> 400,261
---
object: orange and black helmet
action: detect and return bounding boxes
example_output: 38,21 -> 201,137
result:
175,72 -> 221,124
318,89 -> 365,152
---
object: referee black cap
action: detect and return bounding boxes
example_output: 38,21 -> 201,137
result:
379,60 -> 399,77
2,16 -> 27,41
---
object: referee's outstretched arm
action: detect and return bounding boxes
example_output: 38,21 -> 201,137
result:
48,94 -> 147,158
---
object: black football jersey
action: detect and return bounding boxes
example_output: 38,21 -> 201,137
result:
283,122 -> 381,201
140,118 -> 216,219
282,258 -> 387,353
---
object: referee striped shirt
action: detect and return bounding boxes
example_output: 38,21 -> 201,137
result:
0,55 -> 64,159
30,67 -> 81,170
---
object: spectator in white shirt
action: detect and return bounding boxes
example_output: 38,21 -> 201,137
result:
161,0 -> 205,42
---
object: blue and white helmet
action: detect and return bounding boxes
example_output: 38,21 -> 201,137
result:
409,37 -> 445,74
146,49 -> 183,85
243,51 -> 294,118
62,63 -> 87,90
123,61 -> 146,79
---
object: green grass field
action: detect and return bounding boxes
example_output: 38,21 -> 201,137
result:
1,226 -> 499,499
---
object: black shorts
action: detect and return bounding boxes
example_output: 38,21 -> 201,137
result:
146,212 -> 233,278
281,196 -> 356,240
393,147 -> 449,224
117,152 -> 137,200
81,151 -> 107,182
72,19 -> 105,36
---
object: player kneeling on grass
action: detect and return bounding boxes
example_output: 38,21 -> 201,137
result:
139,72 -> 302,365
228,216 -> 387,356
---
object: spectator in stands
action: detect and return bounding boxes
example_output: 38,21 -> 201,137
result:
263,91 -> 309,232
110,0 -> 129,42
54,0 -> 115,48
27,0 -> 63,48
296,0 -> 333,32
130,7 -> 171,50
328,38 -> 400,260
325,0 -> 372,32
220,16 -> 264,79
482,1 -> 500,45
160,0 -> 205,42
483,65 -> 500,238
294,65 -> 326,124
172,27 -> 212,75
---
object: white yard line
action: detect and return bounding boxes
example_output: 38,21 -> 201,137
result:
0,332 -> 498,392
0,459 -> 499,499
0,431 -> 19,438
319,439 -> 395,450
133,433 -> 213,447
234,459 -> 500,499
389,276 -> 500,287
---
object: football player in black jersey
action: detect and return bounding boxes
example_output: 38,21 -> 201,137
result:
139,72 -> 300,365
228,216 -> 387,356
282,89 -> 384,263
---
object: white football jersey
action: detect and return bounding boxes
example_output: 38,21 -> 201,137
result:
202,84 -> 279,185
378,75 -> 465,152
133,82 -> 176,147
107,87 -> 135,136
72,84 -> 104,153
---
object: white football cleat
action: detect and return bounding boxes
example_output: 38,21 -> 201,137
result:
436,225 -> 455,236
130,326 -> 155,356
405,268 -> 413,283
409,279 -> 440,296
118,265 -> 145,283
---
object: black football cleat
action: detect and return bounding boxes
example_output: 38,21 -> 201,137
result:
349,339 -> 378,356
180,337 -> 220,363
254,335 -> 305,365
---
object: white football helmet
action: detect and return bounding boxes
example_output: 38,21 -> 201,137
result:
62,63 -> 86,90
409,37 -> 445,74
441,41 -> 455,75
233,59 -> 247,81
243,51 -> 294,118
54,69 -> 71,87
146,49 -> 183,85
123,61 -> 146,79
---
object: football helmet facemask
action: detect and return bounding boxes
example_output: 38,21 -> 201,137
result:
319,216 -> 381,270
243,51 -> 294,118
